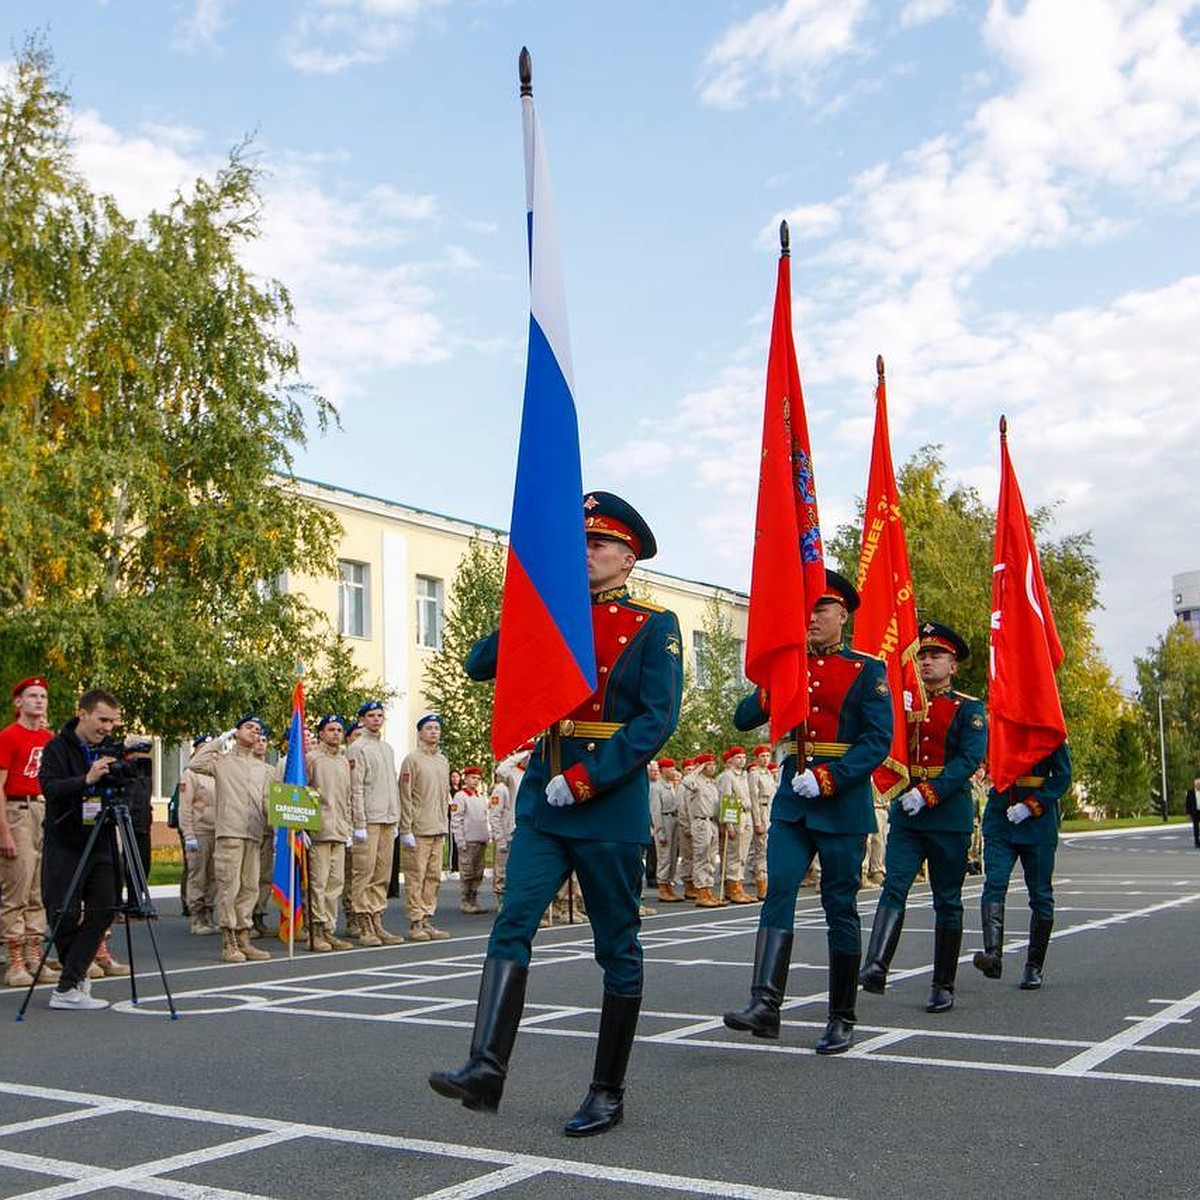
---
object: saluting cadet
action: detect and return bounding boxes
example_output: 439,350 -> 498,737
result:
684,754 -> 725,907
717,747 -> 756,904
973,742 -> 1072,990
430,491 -> 683,1138
649,756 -> 682,902
305,714 -> 354,951
746,745 -> 774,900
724,570 -> 892,1054
859,623 -> 986,1012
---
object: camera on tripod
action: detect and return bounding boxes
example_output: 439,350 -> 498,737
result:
96,736 -> 152,804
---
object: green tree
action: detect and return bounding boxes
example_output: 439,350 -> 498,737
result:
665,595 -> 761,759
1135,623 -> 1200,813
830,445 -> 1122,808
422,534 -> 506,773
0,44 -> 376,737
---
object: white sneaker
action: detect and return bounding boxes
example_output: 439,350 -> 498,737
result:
79,977 -> 92,997
49,986 -> 109,1011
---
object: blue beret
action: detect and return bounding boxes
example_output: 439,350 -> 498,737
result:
316,713 -> 344,732
416,712 -> 441,731
357,700 -> 384,717
192,732 -> 214,748
236,714 -> 267,736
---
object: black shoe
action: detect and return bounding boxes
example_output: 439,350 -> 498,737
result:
815,1016 -> 854,1055
723,927 -> 793,1039
563,992 -> 641,1137
859,906 -> 904,995
429,958 -> 528,1113
1019,916 -> 1052,990
926,925 -> 962,1013
815,953 -> 858,1055
972,901 -> 1004,979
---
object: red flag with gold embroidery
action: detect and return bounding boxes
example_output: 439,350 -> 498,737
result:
853,357 -> 925,801
745,222 -> 826,743
988,417 -> 1066,791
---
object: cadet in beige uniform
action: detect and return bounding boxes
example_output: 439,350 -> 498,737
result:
451,766 -> 490,914
717,747 -> 756,904
306,714 -> 354,951
179,734 -> 219,936
488,749 -> 527,905
747,744 -> 774,900
649,756 -> 682,902
398,712 -> 452,942
189,716 -> 273,963
685,754 -> 726,908
677,758 -> 696,899
347,700 -> 403,946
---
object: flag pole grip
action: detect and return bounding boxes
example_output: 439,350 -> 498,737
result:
548,725 -> 561,777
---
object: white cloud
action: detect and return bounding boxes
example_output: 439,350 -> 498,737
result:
698,0 -> 871,109
173,0 -> 234,52
65,108 -> 454,406
900,0 -> 955,26
285,0 -> 448,74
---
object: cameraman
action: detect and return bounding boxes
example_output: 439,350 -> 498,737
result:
38,689 -> 123,1011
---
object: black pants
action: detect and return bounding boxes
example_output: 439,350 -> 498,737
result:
42,839 -> 118,991
1191,814 -> 1200,848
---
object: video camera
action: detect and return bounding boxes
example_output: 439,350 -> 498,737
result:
96,736 -> 152,802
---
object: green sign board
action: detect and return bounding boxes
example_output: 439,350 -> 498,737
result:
268,781 -> 322,831
719,794 -> 741,825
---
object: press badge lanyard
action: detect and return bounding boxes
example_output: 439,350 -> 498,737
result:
79,738 -> 104,825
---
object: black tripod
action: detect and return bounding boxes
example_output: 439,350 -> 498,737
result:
17,796 -> 178,1020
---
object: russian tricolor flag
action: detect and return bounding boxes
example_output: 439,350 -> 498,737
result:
490,50 -> 597,759
272,678 -> 307,946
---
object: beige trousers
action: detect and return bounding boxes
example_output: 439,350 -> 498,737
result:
401,834 -> 444,924
352,824 -> 394,915
184,832 -> 217,916
214,837 -> 261,930
308,840 -> 346,928
0,800 -> 47,940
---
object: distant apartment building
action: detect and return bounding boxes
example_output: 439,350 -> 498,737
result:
1173,571 -> 1200,639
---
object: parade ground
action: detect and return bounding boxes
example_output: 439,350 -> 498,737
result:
2,824 -> 1199,1200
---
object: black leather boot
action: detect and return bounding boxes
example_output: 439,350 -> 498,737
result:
429,958 -> 528,1112
563,992 -> 641,1137
859,906 -> 904,994
723,927 -> 794,1039
815,953 -> 858,1055
972,901 -> 1004,979
926,925 -> 962,1013
1019,916 -> 1053,990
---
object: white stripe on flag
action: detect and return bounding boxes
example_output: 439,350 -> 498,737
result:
522,93 -> 574,394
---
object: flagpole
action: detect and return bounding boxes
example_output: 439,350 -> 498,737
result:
288,831 -> 295,959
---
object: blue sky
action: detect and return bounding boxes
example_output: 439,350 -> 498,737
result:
6,0 -> 1200,686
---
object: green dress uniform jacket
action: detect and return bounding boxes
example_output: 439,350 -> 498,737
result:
734,646 -> 893,835
466,585 -> 683,845
890,689 -> 987,834
982,741 -> 1072,847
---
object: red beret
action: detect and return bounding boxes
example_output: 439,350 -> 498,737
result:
657,757 -> 676,770
694,752 -> 716,765
752,744 -> 771,757
723,745 -> 746,762
463,765 -> 483,777
12,676 -> 48,699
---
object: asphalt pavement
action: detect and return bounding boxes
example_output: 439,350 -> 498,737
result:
2,823 -> 1199,1199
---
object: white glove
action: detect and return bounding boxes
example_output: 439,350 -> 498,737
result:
352,827 -> 367,844
791,769 -> 820,798
400,831 -> 417,849
184,836 -> 199,853
900,788 -> 926,816
545,774 -> 575,807
218,727 -> 237,747
1007,802 -> 1033,825
345,835 -> 353,848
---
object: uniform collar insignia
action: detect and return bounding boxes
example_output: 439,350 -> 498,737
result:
593,585 -> 630,604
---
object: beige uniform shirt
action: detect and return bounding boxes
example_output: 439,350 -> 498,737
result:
178,767 -> 216,838
306,745 -> 352,843
188,739 -> 271,842
649,778 -> 677,829
450,787 -> 490,845
347,732 -> 399,827
717,765 -> 752,822
684,772 -> 720,820
487,779 -> 517,846
398,743 -> 450,837
749,764 -> 775,825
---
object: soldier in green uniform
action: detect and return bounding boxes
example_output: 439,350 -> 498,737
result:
859,622 -> 986,1012
723,570 -> 892,1055
973,740 -> 1072,989
429,492 -> 683,1137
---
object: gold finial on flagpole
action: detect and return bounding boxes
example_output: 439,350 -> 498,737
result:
876,355 -> 885,382
519,47 -> 532,97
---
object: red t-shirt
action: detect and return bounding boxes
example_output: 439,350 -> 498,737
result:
0,722 -> 53,798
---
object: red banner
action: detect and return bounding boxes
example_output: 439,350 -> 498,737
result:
853,359 -> 924,801
745,226 -> 826,743
987,419 -> 1066,790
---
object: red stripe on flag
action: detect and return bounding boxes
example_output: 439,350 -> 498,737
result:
492,547 -> 593,758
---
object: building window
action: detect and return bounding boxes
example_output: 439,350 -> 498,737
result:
416,575 -> 444,649
693,630 -> 709,686
337,560 -> 370,638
